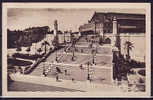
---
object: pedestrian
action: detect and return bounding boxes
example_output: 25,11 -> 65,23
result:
64,69 -> 67,75
56,74 -> 59,81
64,48 -> 66,52
55,57 -> 58,62
81,49 -> 83,53
80,64 -> 83,69
43,69 -> 47,77
72,78 -> 75,83
56,67 -> 62,73
48,65 -> 51,71
89,78 -> 92,83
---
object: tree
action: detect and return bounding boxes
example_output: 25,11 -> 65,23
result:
16,34 -> 22,53
124,41 -> 134,61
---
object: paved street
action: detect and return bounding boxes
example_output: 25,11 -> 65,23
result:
10,73 -> 122,92
8,81 -> 82,92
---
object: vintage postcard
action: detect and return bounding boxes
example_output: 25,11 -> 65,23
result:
2,3 -> 151,97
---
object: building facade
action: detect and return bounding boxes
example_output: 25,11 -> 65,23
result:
79,12 -> 145,62
79,12 -> 145,34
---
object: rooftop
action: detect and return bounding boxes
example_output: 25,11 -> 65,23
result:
90,12 -> 145,22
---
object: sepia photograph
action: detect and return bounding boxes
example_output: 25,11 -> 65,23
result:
2,3 -> 151,97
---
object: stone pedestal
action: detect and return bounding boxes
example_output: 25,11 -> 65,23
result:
112,16 -> 118,47
20,66 -> 26,74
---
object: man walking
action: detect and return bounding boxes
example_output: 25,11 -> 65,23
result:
56,73 -> 59,82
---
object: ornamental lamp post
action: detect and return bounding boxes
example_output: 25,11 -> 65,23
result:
91,48 -> 96,64
64,32 -> 66,43
87,62 -> 90,80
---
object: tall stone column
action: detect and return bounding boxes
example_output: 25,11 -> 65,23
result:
99,23 -> 104,37
112,16 -> 120,83
54,20 -> 58,36
112,16 -> 118,47
52,20 -> 59,47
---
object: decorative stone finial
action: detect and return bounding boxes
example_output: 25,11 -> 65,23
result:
113,16 -> 117,21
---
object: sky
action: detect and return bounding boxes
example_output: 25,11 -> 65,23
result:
7,8 -> 145,32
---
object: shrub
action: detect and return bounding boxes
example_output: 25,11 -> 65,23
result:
129,60 -> 145,68
12,53 -> 43,60
8,58 -> 33,66
138,69 -> 145,76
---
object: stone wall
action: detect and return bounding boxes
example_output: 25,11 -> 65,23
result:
120,33 -> 145,62
104,33 -> 145,62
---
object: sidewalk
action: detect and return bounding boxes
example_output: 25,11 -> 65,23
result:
10,73 -> 122,92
